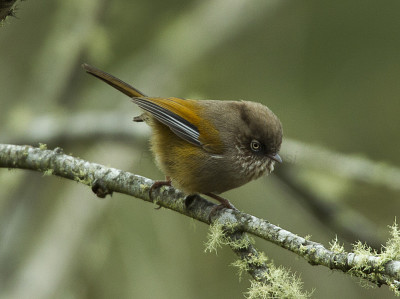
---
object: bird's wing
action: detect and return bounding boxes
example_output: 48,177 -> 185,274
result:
133,97 -> 203,146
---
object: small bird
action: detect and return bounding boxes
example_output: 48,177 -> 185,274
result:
82,63 -> 283,210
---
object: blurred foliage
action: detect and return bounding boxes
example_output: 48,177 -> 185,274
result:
0,0 -> 399,298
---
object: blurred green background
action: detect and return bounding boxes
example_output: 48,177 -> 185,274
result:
1,0 -> 400,298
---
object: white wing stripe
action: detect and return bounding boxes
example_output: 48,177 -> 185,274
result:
134,99 -> 201,146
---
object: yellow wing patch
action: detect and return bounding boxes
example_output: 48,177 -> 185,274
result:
138,97 -> 224,153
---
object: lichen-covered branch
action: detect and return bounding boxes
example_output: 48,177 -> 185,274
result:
0,143 -> 280,294
240,213 -> 400,291
205,222 -> 312,298
1,144 -> 399,295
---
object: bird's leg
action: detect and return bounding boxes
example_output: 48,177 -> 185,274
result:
205,193 -> 238,221
149,176 -> 172,209
205,193 -> 237,209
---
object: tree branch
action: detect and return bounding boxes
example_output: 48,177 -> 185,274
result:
1,144 -> 399,295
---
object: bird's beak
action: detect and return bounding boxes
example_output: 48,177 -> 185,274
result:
269,153 -> 282,163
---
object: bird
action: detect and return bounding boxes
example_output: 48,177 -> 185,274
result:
82,63 -> 283,211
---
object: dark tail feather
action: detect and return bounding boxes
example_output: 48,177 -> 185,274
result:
82,63 -> 146,98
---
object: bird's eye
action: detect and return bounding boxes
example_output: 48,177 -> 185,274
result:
250,140 -> 262,152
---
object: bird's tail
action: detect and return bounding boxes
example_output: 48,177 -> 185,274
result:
82,63 -> 146,98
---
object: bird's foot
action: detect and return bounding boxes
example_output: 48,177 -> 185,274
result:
149,176 -> 172,209
205,193 -> 238,222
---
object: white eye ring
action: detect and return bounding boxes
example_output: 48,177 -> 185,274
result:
250,140 -> 262,152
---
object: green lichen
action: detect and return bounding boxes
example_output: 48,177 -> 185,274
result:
329,235 -> 345,254
381,220 -> 400,261
231,259 -> 249,282
204,220 -> 247,253
229,234 -> 254,250
204,222 -> 227,254
43,169 -> 54,176
299,244 -> 308,254
349,241 -> 375,278
39,143 -> 47,150
248,251 -> 268,266
72,169 -> 92,185
245,264 -> 313,299
352,240 -> 376,257
21,148 -> 29,159
346,220 -> 400,296
390,282 -> 400,297
231,249 -> 268,281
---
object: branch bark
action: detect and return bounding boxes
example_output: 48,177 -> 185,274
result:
1,144 -> 399,294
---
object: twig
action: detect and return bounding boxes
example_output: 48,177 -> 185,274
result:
1,143 -> 399,294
